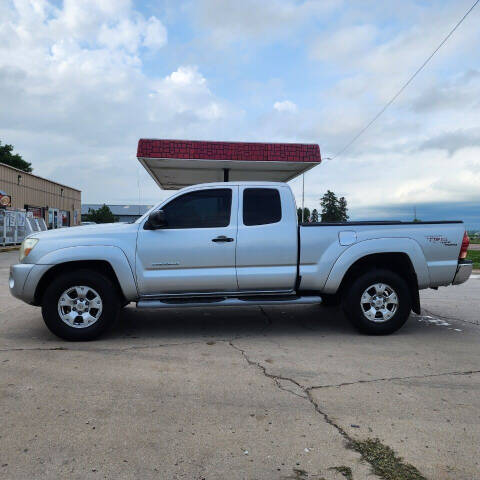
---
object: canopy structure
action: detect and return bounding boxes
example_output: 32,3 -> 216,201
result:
137,139 -> 321,190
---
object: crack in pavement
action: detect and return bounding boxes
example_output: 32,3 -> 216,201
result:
308,369 -> 480,390
0,339 -> 232,354
227,337 -> 360,478
228,336 -> 431,478
228,336 -> 479,479
228,340 -> 306,398
227,336 -> 359,440
0,346 -> 69,352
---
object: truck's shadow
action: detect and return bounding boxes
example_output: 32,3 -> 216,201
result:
108,304 -> 425,341
112,304 -> 352,340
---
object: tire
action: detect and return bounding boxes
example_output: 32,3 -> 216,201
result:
342,268 -> 412,335
41,269 -> 120,341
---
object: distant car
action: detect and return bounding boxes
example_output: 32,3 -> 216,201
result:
81,221 -> 96,225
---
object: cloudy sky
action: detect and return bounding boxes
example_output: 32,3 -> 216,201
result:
1,0 -> 480,226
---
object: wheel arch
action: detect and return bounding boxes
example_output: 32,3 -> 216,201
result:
32,245 -> 138,306
336,252 -> 421,314
34,260 -> 128,306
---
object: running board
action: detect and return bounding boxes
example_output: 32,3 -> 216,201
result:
136,295 -> 322,309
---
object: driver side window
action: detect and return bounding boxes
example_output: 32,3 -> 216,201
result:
162,189 -> 232,229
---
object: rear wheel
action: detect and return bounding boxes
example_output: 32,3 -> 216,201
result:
41,269 -> 120,341
342,269 -> 412,335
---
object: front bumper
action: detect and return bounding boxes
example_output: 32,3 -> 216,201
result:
9,263 -> 51,304
9,264 -> 35,302
452,259 -> 473,285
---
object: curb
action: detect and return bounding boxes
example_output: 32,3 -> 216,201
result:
0,246 -> 20,253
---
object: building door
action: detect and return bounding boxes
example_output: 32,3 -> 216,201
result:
48,208 -> 59,229
59,210 -> 70,227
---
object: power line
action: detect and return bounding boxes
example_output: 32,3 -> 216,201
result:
330,0 -> 480,160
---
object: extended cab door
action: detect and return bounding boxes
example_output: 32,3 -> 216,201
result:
136,186 -> 238,295
236,185 -> 298,292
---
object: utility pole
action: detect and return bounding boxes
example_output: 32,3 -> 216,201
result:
301,173 -> 305,223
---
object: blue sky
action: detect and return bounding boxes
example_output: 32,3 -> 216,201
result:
1,0 -> 479,226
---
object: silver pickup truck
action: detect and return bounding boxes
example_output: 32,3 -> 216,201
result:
9,181 -> 472,340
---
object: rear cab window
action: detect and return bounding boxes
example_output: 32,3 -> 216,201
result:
243,188 -> 282,226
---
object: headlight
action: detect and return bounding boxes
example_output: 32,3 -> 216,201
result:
19,238 -> 39,262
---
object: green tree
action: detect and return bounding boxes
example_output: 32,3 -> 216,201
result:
303,207 -> 310,223
311,208 -> 319,223
320,190 -> 349,222
85,204 -> 116,224
0,140 -> 32,172
338,196 -> 349,222
297,207 -> 311,223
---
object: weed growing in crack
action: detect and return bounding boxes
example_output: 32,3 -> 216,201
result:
330,465 -> 353,479
348,438 -> 426,480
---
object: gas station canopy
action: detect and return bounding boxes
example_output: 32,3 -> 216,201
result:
137,139 -> 321,190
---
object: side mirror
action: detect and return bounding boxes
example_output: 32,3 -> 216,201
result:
146,210 -> 167,229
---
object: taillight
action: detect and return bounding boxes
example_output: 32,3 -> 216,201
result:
459,231 -> 469,259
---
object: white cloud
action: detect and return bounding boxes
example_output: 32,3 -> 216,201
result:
273,100 -> 298,113
96,15 -> 167,53
311,24 -> 377,63
150,66 -> 227,122
143,16 -> 167,49
190,0 -> 340,45
0,1 -> 233,204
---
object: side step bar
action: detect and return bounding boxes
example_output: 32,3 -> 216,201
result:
137,295 -> 322,309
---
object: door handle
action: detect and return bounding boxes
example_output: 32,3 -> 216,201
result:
212,235 -> 234,243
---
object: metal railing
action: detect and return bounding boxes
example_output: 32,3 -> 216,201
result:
0,210 -> 47,246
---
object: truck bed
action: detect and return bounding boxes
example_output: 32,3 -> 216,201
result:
298,220 -> 465,293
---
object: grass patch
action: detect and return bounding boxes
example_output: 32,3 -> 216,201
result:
348,438 -> 426,480
330,466 -> 353,479
467,250 -> 480,269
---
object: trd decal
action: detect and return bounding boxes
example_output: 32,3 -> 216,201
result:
426,235 -> 457,247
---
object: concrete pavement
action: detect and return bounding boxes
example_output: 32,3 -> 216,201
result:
1,250 -> 479,479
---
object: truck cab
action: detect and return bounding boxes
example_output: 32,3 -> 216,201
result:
136,182 -> 298,295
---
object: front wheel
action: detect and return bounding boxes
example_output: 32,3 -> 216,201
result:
342,269 -> 412,335
41,269 -> 120,341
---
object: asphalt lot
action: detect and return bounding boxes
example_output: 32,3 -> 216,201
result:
1,250 -> 479,480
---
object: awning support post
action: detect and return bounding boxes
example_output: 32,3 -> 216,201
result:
223,168 -> 230,182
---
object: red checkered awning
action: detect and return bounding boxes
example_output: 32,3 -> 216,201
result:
137,139 -> 321,189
